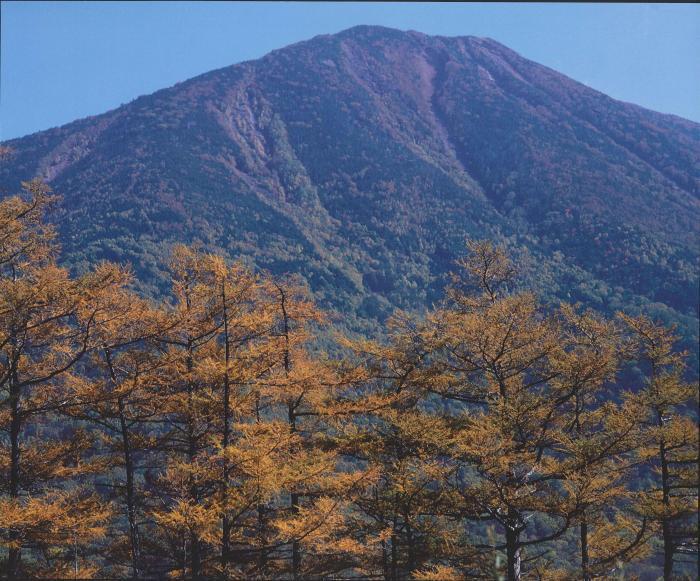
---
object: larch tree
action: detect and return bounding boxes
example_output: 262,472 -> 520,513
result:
146,245 -> 280,577
193,252 -> 271,574
0,181 -> 131,578
252,275 -> 370,579
551,305 -> 650,579
61,286 -> 170,578
148,244 -> 230,577
331,313 -> 474,580
621,314 -> 699,580
150,250 -> 367,579
418,241 -> 579,580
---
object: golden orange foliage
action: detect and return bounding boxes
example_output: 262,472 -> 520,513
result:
0,185 -> 697,580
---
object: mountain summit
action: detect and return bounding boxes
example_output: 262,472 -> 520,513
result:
1,25 -> 698,346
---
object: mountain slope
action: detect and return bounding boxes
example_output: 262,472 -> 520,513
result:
2,25 -> 698,352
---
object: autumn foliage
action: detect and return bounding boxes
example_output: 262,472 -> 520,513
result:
1,184 -> 697,580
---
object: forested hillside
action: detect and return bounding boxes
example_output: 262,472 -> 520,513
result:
1,25 -> 698,365
1,182 -> 697,579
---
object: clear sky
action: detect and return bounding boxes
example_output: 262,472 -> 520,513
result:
2,2 -> 699,140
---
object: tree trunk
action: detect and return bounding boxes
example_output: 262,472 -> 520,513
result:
186,344 -> 201,579
288,401 -> 300,576
406,522 -> 416,574
381,539 -> 389,581
190,528 -> 201,579
104,346 -> 142,581
221,281 -> 232,572
657,408 -> 673,581
188,423 -> 201,579
580,514 -> 590,581
257,503 -> 267,572
118,396 -> 141,579
660,440 -> 673,581
662,519 -> 673,581
390,533 -> 398,581
7,364 -> 21,580
505,526 -> 521,581
278,284 -> 301,580
288,409 -> 301,579
577,398 -> 590,581
291,492 -> 301,580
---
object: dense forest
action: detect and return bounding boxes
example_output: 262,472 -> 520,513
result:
1,180 -> 697,580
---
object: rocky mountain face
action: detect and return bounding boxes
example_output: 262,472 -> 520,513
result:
2,25 -> 698,354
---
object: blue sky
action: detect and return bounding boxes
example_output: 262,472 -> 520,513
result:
2,2 -> 699,140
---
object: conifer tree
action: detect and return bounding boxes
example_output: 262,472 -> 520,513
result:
62,288 -> 168,578
195,252 -> 269,574
418,241 -> 578,580
552,306 -> 650,579
250,275 -> 370,578
333,314 -> 476,579
148,245 -> 229,577
150,249 -> 367,578
621,314 -> 699,579
0,181 -> 130,578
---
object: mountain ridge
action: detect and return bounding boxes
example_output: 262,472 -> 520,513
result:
9,25 -> 698,143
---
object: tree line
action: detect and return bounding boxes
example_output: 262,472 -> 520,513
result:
1,181 -> 697,580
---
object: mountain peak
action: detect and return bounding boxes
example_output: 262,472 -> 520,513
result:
335,24 -> 483,42
336,24 -> 415,38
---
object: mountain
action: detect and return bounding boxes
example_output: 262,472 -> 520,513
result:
1,25 -> 698,356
